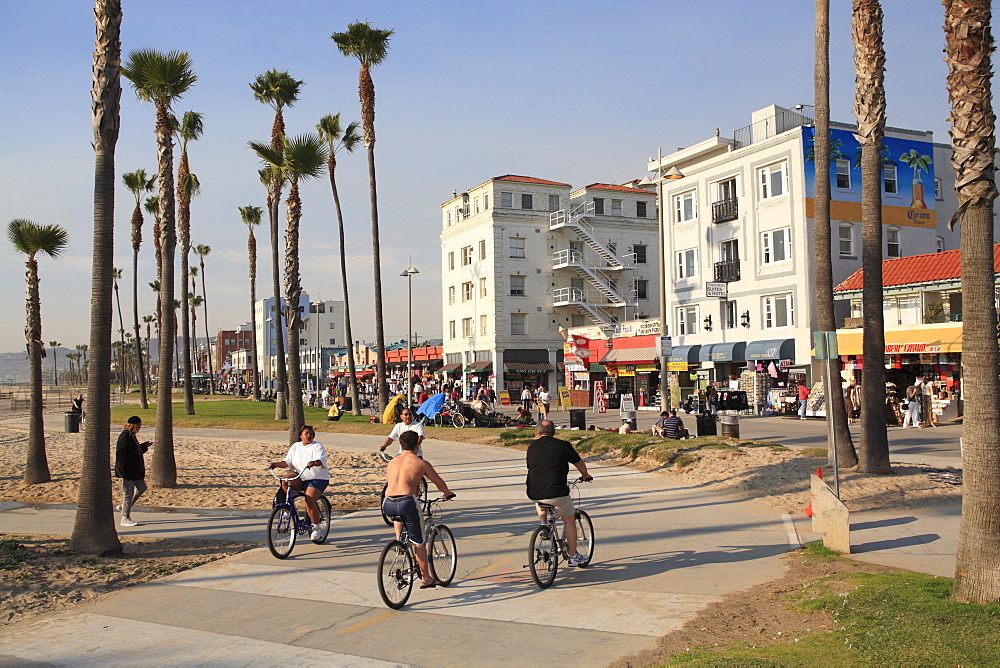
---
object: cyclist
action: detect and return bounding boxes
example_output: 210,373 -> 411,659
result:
268,425 -> 328,541
380,408 -> 425,457
383,430 -> 454,588
525,420 -> 592,567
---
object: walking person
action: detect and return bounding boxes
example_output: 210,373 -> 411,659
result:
536,386 -> 551,423
521,385 -> 533,411
797,383 -> 810,420
114,416 -> 151,527
902,384 -> 922,428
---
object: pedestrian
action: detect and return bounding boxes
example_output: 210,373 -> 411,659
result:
114,416 -> 151,527
902,384 -> 922,428
536,386 -> 551,423
843,378 -> 860,425
797,383 -> 810,420
521,384 -> 533,411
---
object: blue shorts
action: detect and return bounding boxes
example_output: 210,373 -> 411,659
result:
302,479 -> 329,493
382,495 -> 423,545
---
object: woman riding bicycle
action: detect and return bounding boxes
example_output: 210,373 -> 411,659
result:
268,425 -> 328,541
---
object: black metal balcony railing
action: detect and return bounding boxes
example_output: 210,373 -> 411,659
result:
711,197 -> 739,223
714,259 -> 741,283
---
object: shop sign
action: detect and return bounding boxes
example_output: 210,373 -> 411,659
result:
613,319 -> 662,337
705,282 -> 728,298
885,342 -> 929,354
593,381 -> 607,413
636,364 -> 658,372
779,359 -> 792,369
499,391 -> 511,406
558,386 -> 571,407
565,362 -> 586,372
667,361 -> 689,371
619,365 -> 636,377
605,365 -> 619,376
620,394 -> 636,412
573,371 -> 590,380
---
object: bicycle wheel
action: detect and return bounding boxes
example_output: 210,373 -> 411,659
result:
267,506 -> 296,559
419,477 -> 428,503
433,413 -> 445,428
528,525 -> 558,588
574,510 -> 594,567
474,413 -> 490,428
452,413 -> 467,428
428,524 -> 457,586
379,483 -> 393,526
311,496 -> 332,544
377,540 -> 414,609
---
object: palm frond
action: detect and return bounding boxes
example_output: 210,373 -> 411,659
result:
239,205 -> 263,227
249,141 -> 284,168
144,196 -> 159,217
7,219 -> 69,259
341,121 -> 362,153
177,110 -> 205,146
331,22 -> 394,67
194,244 -> 211,258
122,48 -> 196,107
180,172 -> 201,198
282,133 -> 328,183
249,69 -> 304,110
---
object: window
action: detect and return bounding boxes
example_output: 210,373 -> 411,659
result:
676,305 -> 699,335
479,239 -> 486,260
509,236 -> 525,258
887,227 -> 901,258
329,338 -> 336,345
462,282 -> 473,301
721,239 -> 739,262
570,277 -> 584,292
448,286 -> 455,305
763,293 -> 794,328
300,338 -> 308,346
676,248 -> 698,279
759,161 -> 787,199
510,275 -> 525,296
934,177 -> 943,201
570,240 -> 584,261
571,314 -> 585,327
548,194 -> 560,211
449,320 -> 456,339
461,246 -> 473,266
328,322 -> 336,329
611,199 -> 622,216
761,228 -> 791,264
511,313 -> 526,335
448,252 -> 454,271
717,177 -> 737,201
722,300 -> 737,329
480,314 -> 488,336
839,224 -> 855,256
593,198 -> 605,214
635,280 -> 648,300
883,164 -> 898,195
835,160 -> 851,189
462,318 -> 473,337
674,190 -> 697,223
474,197 -> 480,214
636,201 -> 647,218
446,211 -> 451,226
479,277 -> 487,297
521,193 -> 533,209
634,244 -> 647,264
501,191 -> 512,207
936,236 -> 945,253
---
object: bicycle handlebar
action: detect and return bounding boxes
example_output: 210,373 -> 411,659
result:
573,476 -> 593,483
267,465 -> 311,481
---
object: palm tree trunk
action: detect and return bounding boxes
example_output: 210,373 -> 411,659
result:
51,345 -> 58,386
853,0 -> 891,474
268,181 -> 288,420
944,0 -> 1000,604
249,229 -> 261,401
814,0 -> 858,468
328,157 -> 361,415
200,265 -> 214,394
177,154 -> 195,415
133,230 -> 148,409
24,259 -> 50,484
114,282 -> 127,394
284,184 -> 305,441
71,0 -> 123,555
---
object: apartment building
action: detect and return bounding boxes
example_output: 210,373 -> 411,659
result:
254,294 -> 345,389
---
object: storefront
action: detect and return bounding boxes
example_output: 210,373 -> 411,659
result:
599,342 -> 660,409
464,360 -> 493,398
698,342 -> 747,387
503,361 -> 554,394
745,338 -> 798,414
666,345 -> 701,409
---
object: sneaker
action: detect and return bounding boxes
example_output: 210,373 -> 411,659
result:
114,504 -> 122,512
568,553 -> 587,567
120,517 -> 138,527
310,528 -> 323,541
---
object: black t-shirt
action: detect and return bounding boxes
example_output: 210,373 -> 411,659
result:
526,436 -> 581,500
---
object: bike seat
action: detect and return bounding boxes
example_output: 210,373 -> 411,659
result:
537,503 -> 555,510
389,515 -> 407,523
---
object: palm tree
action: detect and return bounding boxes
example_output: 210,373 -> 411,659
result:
142,313 -> 155,389
189,293 -> 203,376
66,352 -> 79,384
112,268 -> 127,393
332,22 -> 394,413
193,244 -> 215,394
75,344 -> 88,383
123,169 -> 155,409
239,205 -> 263,401
944,0 -> 1000,604
250,133 -> 328,442
317,112 -> 363,415
250,69 -> 303,421
189,266 -> 199,372
8,218 -> 68,484
121,48 -> 197,489
49,341 -> 61,385
813,0 -> 857,468
174,110 -> 204,415
852,0 -> 891,474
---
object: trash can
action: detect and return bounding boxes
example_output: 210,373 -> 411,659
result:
64,411 -> 81,433
569,408 -> 586,430
621,410 -> 637,431
719,413 -> 740,438
341,396 -> 353,412
695,412 -> 716,437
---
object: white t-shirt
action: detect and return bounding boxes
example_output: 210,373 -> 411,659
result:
388,421 -> 425,457
283,441 -> 330,481
537,390 -> 551,405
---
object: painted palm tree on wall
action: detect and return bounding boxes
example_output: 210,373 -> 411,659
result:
8,218 -> 68,485
898,149 -> 932,209
240,205 -> 263,400
123,169 -> 155,408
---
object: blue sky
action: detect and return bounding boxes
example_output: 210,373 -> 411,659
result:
0,0 -> 963,354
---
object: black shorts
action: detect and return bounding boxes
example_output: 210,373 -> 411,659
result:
382,495 -> 423,545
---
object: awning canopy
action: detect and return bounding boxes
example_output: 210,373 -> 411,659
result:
668,344 -> 701,364
599,347 -> 659,365
466,360 -> 493,372
503,362 -> 553,372
746,338 -> 795,360
835,325 -> 964,355
439,362 -> 462,372
699,341 -> 747,362
588,363 -> 606,372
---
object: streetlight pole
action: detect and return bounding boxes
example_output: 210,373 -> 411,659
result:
658,156 -> 684,412
400,261 -> 419,405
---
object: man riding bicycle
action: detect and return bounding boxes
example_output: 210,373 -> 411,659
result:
383,430 -> 453,588
381,408 -> 425,457
525,420 -> 592,566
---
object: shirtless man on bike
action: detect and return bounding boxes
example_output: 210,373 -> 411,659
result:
383,430 -> 454,587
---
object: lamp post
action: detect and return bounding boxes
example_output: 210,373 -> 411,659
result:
311,301 -> 323,393
400,261 -> 419,404
657,158 -> 684,411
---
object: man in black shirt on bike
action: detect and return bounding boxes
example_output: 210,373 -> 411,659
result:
525,420 -> 592,566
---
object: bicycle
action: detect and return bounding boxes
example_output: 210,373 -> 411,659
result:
377,492 -> 458,609
526,477 -> 594,588
266,467 -> 332,559
378,451 -> 428,526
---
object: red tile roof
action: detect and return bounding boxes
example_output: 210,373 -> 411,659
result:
582,183 -> 656,195
835,245 -> 1000,291
493,174 -> 571,187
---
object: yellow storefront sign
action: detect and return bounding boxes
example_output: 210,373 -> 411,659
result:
806,198 -> 936,229
836,323 -> 963,355
667,361 -> 689,371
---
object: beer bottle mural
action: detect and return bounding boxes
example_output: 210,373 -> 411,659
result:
899,148 -> 932,209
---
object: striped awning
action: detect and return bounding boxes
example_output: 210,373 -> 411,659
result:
599,347 -> 659,365
465,360 -> 493,372
440,362 -> 462,372
503,362 -> 553,372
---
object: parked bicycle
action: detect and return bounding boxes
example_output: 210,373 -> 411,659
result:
266,467 -> 332,559
526,477 -> 594,588
378,451 -> 428,526
377,492 -> 458,609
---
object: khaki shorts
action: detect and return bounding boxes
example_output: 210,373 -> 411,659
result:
535,495 -> 575,519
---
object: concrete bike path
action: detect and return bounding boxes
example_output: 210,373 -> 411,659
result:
0,432 -> 799,666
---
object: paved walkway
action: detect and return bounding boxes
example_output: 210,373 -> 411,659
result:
0,424 -> 961,666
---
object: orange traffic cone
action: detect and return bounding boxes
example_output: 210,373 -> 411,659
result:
804,468 -> 823,516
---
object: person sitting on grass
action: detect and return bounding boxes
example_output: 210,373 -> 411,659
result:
662,409 -> 688,440
652,411 -> 670,437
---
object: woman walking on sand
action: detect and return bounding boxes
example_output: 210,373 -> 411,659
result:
115,415 -> 151,526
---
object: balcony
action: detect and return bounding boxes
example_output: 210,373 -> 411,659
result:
713,259 -> 741,283
711,197 -> 738,223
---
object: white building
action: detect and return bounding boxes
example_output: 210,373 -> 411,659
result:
440,174 -> 660,395
254,294 -> 344,389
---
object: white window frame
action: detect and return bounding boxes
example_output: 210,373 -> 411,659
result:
635,279 -> 648,300
835,159 -> 851,189
673,190 -> 698,223
762,293 -> 794,329
509,236 -> 525,259
479,277 -> 487,297
761,228 -> 792,265
462,281 -> 473,302
448,286 -> 455,305
722,300 -> 737,330
934,177 -> 943,201
462,318 -> 473,337
593,198 -> 605,214
449,320 -> 456,339
676,248 -> 698,279
634,244 -> 647,264
887,227 -> 901,258
479,239 -> 486,260
461,246 -> 473,266
448,252 -> 454,271
500,191 -> 512,208
510,275 -> 525,296
548,194 -> 560,211
759,161 -> 788,199
839,223 -> 855,256
480,314 -> 487,336
936,236 -> 945,253
883,164 -> 898,195
510,313 -> 526,335
676,305 -> 699,335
